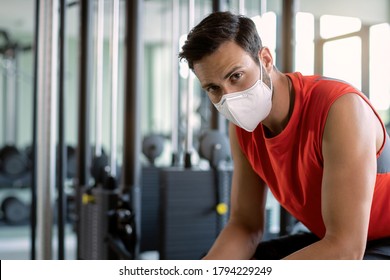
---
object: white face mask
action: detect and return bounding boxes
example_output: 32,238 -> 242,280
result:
213,63 -> 273,132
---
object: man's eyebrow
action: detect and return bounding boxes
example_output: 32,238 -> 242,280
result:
201,82 -> 215,90
223,66 -> 242,80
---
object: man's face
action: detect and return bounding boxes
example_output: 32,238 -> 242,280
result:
193,41 -> 260,104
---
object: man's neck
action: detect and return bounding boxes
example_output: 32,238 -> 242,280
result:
262,73 -> 294,138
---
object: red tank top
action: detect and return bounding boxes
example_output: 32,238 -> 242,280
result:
236,72 -> 390,240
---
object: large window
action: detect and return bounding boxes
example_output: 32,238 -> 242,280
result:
295,12 -> 314,75
323,36 -> 362,90
370,23 -> 390,112
321,15 -> 362,90
251,12 -> 277,60
295,12 -> 390,123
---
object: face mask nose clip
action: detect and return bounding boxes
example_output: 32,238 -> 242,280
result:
213,62 -> 273,132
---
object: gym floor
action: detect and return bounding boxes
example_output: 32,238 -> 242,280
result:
0,222 -> 77,260
0,221 -> 160,260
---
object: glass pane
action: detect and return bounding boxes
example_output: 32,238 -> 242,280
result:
295,12 -> 314,74
323,36 -> 362,90
320,15 -> 361,39
370,23 -> 390,111
251,12 -> 277,59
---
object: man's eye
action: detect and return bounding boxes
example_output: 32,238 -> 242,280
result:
231,72 -> 243,81
207,86 -> 219,93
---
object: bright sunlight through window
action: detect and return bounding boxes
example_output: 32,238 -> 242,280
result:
295,12 -> 314,74
320,15 -> 362,39
370,23 -> 390,111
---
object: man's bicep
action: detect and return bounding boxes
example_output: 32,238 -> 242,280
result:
228,123 -> 268,233
321,94 -> 377,252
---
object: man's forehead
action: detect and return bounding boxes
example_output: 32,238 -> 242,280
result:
193,46 -> 252,82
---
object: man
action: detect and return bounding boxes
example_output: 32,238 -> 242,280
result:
179,11 -> 390,259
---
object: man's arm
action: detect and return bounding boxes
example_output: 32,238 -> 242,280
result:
203,123 -> 268,260
284,93 -> 380,259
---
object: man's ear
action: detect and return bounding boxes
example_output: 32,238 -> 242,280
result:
258,47 -> 273,71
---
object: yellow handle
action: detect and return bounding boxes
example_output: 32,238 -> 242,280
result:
216,203 -> 228,215
82,194 -> 95,204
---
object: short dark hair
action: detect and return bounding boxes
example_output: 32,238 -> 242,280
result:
179,11 -> 263,70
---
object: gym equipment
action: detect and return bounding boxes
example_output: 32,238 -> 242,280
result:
199,130 -> 230,169
57,0 -> 69,259
79,176 -> 123,259
138,0 -> 183,254
0,31 -> 32,227
140,134 -> 165,252
66,145 -> 77,179
158,0 -> 234,260
1,195 -> 29,224
159,129 -> 233,260
30,0 -> 39,260
90,149 -> 109,185
0,145 -> 31,226
83,0 -> 143,260
1,30 -> 27,146
170,0 -> 180,167
159,168 -> 222,259
78,0 -> 115,260
117,0 -> 143,259
199,130 -> 232,233
78,0 -> 141,260
0,145 -> 30,181
142,134 -> 165,166
0,30 -> 32,189
34,0 -> 60,260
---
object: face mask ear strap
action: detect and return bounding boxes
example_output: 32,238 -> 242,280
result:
259,60 -> 264,82
259,59 -> 273,93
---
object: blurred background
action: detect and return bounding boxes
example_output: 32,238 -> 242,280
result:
0,0 -> 389,260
